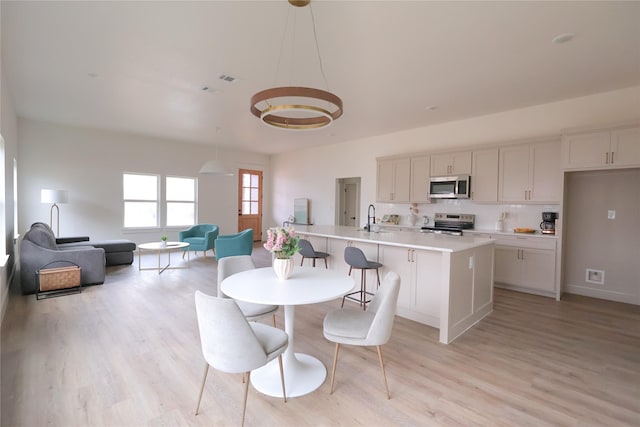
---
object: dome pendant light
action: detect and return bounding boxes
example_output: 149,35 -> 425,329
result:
250,0 -> 343,130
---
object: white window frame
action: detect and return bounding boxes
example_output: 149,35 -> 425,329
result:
165,175 -> 198,228
123,173 -> 160,229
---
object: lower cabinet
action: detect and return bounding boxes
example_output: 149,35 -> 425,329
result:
494,236 -> 556,295
379,245 -> 439,327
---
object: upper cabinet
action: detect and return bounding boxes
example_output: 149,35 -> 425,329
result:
410,155 -> 431,203
562,125 -> 640,170
471,148 -> 499,202
430,151 -> 472,176
376,157 -> 411,203
498,140 -> 561,203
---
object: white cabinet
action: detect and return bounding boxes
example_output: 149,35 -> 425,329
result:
376,157 -> 411,202
430,151 -> 472,176
493,235 -> 557,295
562,125 -> 640,170
471,148 -> 499,202
498,140 -> 561,203
379,245 -> 439,327
410,155 -> 431,203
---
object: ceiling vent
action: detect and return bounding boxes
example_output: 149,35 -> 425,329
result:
219,74 -> 237,83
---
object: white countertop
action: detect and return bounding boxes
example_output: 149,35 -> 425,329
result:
466,229 -> 559,239
294,225 -> 494,253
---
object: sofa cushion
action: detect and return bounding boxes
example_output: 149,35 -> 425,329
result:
59,239 -> 136,253
24,225 -> 58,250
90,240 -> 137,253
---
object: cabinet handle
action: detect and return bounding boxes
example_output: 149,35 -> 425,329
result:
611,151 -> 615,164
605,152 -> 609,164
407,249 -> 411,262
412,249 -> 415,263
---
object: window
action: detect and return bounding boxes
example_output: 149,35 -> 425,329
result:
123,173 -> 158,228
166,176 -> 196,227
123,173 -> 197,228
241,172 -> 260,215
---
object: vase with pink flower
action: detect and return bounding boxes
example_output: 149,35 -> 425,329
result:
263,227 -> 300,280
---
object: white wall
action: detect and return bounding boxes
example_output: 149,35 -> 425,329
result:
1,47 -> 20,323
18,119 -> 270,244
564,169 -> 640,304
269,86 -> 640,229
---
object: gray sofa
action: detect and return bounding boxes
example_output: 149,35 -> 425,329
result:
20,223 -> 106,294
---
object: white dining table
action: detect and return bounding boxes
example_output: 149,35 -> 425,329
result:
220,266 -> 354,398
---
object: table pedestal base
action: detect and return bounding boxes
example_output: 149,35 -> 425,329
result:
250,352 -> 326,398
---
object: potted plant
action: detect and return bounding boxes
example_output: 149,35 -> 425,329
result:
160,236 -> 168,247
263,227 -> 300,280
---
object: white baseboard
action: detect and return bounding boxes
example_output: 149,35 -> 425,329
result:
565,283 -> 637,305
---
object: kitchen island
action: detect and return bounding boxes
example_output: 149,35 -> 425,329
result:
295,225 -> 495,344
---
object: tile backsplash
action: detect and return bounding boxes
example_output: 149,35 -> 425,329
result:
375,199 -> 560,231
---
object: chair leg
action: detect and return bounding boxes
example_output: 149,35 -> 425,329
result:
300,257 -> 305,267
312,258 -> 316,267
342,266 -> 354,308
376,268 -> 381,288
182,251 -> 186,259
241,371 -> 251,427
361,270 -> 367,311
277,354 -> 287,403
330,343 -> 340,394
195,363 -> 209,415
323,257 -> 328,269
272,313 -> 277,328
376,345 -> 391,399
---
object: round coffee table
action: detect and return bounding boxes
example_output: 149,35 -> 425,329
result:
138,241 -> 190,274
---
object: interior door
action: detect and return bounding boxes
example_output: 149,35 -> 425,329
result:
337,177 -> 360,226
344,183 -> 357,226
238,169 -> 262,241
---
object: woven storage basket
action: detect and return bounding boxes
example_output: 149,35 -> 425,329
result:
37,265 -> 81,292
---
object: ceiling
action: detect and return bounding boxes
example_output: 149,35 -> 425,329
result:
2,1 -> 639,155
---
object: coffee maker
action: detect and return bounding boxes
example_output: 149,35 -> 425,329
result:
540,212 -> 558,235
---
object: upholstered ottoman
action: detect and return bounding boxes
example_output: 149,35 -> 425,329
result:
59,239 -> 137,266
91,240 -> 137,266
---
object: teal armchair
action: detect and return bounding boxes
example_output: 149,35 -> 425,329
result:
215,229 -> 254,260
179,224 -> 219,257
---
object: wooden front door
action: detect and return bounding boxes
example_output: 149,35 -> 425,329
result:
238,169 -> 262,241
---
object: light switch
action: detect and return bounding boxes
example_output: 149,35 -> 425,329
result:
607,210 -> 616,220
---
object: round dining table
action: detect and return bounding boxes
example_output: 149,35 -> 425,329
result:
220,266 -> 354,398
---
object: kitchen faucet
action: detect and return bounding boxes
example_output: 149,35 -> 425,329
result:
366,204 -> 376,231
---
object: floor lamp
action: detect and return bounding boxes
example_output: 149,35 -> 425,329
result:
41,189 -> 68,237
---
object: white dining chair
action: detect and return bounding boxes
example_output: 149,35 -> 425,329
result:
217,255 -> 279,326
194,291 -> 288,426
323,271 -> 400,399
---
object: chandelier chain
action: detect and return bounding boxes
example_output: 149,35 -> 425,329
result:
309,4 -> 330,92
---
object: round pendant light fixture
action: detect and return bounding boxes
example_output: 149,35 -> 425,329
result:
250,0 -> 343,131
251,86 -> 343,130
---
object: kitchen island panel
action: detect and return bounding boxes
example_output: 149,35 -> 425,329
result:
296,225 -> 494,343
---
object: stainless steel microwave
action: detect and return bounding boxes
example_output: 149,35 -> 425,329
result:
429,175 -> 471,199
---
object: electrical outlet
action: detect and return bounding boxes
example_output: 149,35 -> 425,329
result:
586,268 -> 605,285
608,210 -> 616,219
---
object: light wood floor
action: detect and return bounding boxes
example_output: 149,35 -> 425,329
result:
2,246 -> 639,426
